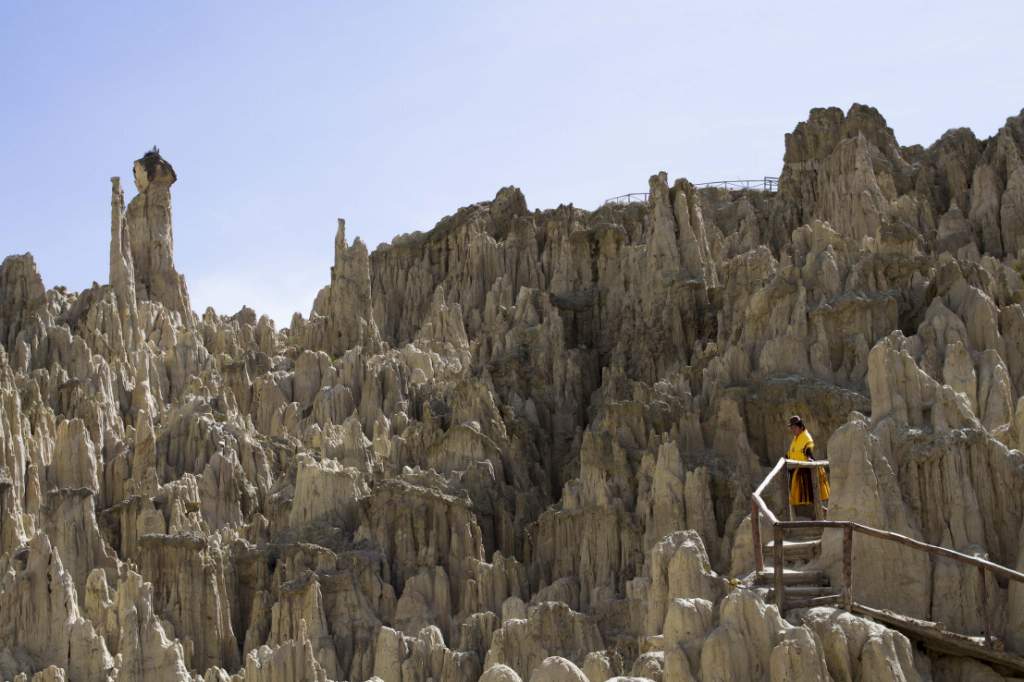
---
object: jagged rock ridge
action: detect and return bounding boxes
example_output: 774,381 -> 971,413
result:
0,106 -> 1023,680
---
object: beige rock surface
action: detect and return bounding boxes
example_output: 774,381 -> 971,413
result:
2,106 -> 1023,681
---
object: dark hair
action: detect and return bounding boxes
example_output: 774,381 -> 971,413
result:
788,415 -> 804,428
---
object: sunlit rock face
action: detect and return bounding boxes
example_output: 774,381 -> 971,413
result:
125,149 -> 192,318
1,104 -> 1023,681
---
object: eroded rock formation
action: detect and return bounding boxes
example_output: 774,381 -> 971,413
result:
1,108 -> 1023,680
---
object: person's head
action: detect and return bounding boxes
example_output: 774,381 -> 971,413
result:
788,415 -> 804,436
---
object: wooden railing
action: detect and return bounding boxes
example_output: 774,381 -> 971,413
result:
751,458 -> 1024,652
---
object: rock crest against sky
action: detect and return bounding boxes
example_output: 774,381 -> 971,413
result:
1,104 -> 1024,680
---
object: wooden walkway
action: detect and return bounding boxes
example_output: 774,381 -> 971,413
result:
750,457 -> 1024,674
852,603 -> 1024,675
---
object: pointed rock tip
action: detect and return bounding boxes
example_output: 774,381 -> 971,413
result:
1,252 -> 39,270
648,171 -> 671,195
492,186 -> 529,218
334,218 -> 348,250
847,101 -> 885,119
672,176 -> 695,193
132,148 -> 176,191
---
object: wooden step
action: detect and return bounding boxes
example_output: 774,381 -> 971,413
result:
782,526 -> 825,540
778,594 -> 843,609
754,568 -> 828,587
762,539 -> 821,559
766,585 -> 835,599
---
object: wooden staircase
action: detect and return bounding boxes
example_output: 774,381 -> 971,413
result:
754,527 -> 835,607
749,457 -> 1024,675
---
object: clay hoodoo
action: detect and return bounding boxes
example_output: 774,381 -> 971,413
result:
1,104 -> 1023,681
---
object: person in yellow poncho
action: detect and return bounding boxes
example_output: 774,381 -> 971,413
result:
786,415 -> 829,507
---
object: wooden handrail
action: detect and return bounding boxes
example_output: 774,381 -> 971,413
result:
777,520 -> 849,528
753,458 -> 782,518
751,458 -> 788,570
750,456 -> 1024,652
847,522 -> 1024,584
752,494 -> 776,524
751,457 -> 824,564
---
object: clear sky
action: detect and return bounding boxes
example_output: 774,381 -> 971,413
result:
2,1 -> 1022,325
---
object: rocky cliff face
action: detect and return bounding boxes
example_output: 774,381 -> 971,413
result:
0,108 -> 1022,681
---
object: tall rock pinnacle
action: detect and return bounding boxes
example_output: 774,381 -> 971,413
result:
123,148 -> 192,317
0,253 -> 45,353
107,175 -> 141,353
303,218 -> 381,355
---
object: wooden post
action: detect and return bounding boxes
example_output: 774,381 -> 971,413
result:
751,499 -> 764,573
842,524 -> 853,611
811,466 -> 824,521
774,525 -> 785,611
785,464 -> 796,521
979,565 -> 991,647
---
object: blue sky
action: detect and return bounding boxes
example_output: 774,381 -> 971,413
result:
1,1 -> 1022,324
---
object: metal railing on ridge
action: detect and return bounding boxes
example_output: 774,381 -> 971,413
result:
602,192 -> 650,205
602,176 -> 779,206
697,176 -> 779,192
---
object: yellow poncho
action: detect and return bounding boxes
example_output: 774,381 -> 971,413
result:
787,429 -> 830,505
